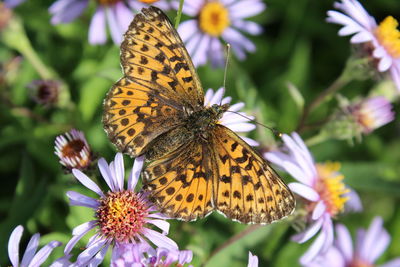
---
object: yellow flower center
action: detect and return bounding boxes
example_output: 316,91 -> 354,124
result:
314,162 -> 349,216
97,0 -> 121,6
199,2 -> 230,37
137,0 -> 160,3
96,191 -> 149,242
375,16 -> 400,58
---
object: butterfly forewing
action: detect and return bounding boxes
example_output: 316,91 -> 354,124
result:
121,6 -> 204,110
103,78 -> 182,157
211,125 -> 295,224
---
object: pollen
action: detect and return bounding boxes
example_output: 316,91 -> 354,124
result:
96,190 -> 149,243
315,162 -> 349,216
199,2 -> 230,37
375,16 -> 400,58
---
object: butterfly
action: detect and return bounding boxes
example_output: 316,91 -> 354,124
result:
103,6 -> 295,224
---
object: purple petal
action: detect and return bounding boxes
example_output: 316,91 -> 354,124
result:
89,7 -> 107,45
240,136 -> 259,146
192,34 -> 211,66
232,20 -> 263,35
229,0 -> 266,19
98,157 -> 116,191
128,155 -> 145,190
247,251 -> 259,267
8,225 -> 23,267
87,243 -> 110,266
146,219 -> 170,234
113,153 -> 125,191
29,241 -> 62,267
105,6 -> 124,44
378,55 -> 392,72
300,230 -> 327,265
76,238 -> 108,265
66,191 -> 99,209
288,182 -> 319,202
5,0 -> 26,8
115,2 -> 133,35
210,87 -> 225,105
178,250 -> 193,265
178,19 -> 198,42
335,224 -> 353,262
344,189 -> 363,213
381,258 -> 400,267
50,0 -> 88,24
360,217 -> 385,261
292,217 -> 323,243
390,61 -> 400,91
65,221 -> 96,254
72,169 -> 104,197
142,228 -> 178,251
20,233 -> 40,266
312,201 -> 326,220
225,122 -> 256,132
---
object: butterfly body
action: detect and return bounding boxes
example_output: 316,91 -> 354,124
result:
103,7 -> 295,224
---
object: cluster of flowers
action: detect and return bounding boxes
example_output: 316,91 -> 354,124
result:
5,0 -> 265,67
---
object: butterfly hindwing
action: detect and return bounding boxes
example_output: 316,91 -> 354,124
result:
143,139 -> 214,221
121,6 -> 204,110
211,125 -> 295,224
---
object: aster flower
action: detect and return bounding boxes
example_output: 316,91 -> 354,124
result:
176,0 -> 266,67
204,87 -> 258,146
8,225 -> 61,267
247,252 -> 259,267
128,0 -> 171,11
112,242 -> 193,266
28,79 -> 60,106
327,0 -> 400,91
4,0 -> 26,8
264,132 -> 362,264
64,153 -> 178,266
306,217 -> 400,267
348,96 -> 395,134
49,0 -> 134,44
54,129 -> 93,171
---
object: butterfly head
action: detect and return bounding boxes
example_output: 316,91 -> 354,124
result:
210,103 -> 230,121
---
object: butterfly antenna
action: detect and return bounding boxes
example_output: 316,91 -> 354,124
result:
225,110 -> 283,138
219,44 -> 231,106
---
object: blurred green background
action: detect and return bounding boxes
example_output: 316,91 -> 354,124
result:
1,0 -> 399,266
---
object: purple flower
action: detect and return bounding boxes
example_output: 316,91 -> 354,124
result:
7,225 -> 61,267
128,0 -> 171,11
4,0 -> 26,8
54,129 -> 93,171
264,132 -> 362,264
64,153 -> 178,266
112,243 -> 193,266
247,252 -> 259,267
327,0 -> 400,91
348,96 -> 395,134
49,0 -> 135,44
204,87 -> 258,146
306,217 -> 400,267
176,0 -> 266,67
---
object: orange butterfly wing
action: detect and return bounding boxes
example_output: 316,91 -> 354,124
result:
210,125 -> 295,224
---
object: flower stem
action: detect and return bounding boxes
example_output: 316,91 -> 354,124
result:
2,16 -> 55,80
174,0 -> 185,29
203,224 -> 261,266
304,131 -> 329,146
